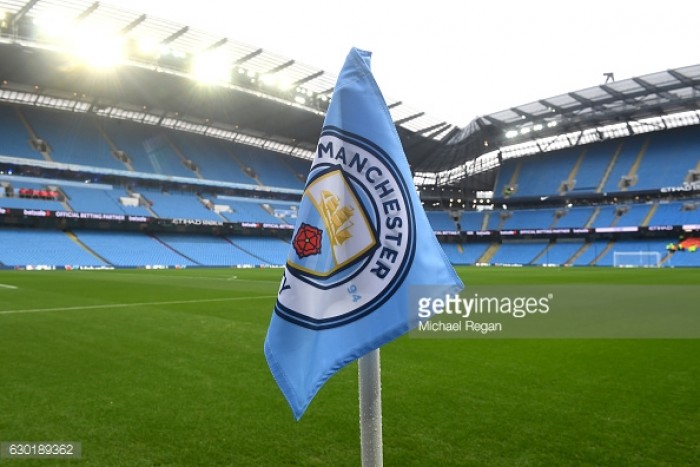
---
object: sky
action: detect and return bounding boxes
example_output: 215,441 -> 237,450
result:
108,0 -> 700,128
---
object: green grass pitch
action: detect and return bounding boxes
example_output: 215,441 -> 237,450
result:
0,267 -> 698,466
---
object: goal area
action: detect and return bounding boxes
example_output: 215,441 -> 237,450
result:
613,251 -> 662,268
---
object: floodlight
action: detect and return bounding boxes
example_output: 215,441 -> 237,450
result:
33,9 -> 71,36
505,130 -> 518,138
34,12 -> 124,69
136,37 -> 159,57
520,127 -> 530,135
276,77 -> 292,91
547,121 -> 558,128
294,96 -> 306,105
68,29 -> 125,69
192,51 -> 231,85
260,74 -> 276,86
533,124 -> 543,131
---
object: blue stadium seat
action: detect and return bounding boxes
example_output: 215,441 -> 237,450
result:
100,119 -> 197,178
569,141 -> 620,193
0,228 -> 105,266
534,240 -> 585,265
140,189 -> 222,221
440,243 -> 489,265
75,230 -> 195,267
426,211 -> 457,231
22,108 -> 125,170
459,211 -> 487,231
634,127 -> 700,191
156,233 -> 264,266
228,236 -> 290,265
556,207 -> 596,228
167,132 -> 256,185
489,241 -> 549,265
0,105 -> 43,160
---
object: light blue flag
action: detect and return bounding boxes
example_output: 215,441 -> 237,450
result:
264,48 -> 463,420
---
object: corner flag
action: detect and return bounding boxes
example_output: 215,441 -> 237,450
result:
264,48 -> 463,420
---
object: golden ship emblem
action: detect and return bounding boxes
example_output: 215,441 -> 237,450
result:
320,190 -> 354,246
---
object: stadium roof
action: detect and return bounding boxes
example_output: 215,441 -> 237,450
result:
1,0 -> 700,183
426,64 -> 700,186
0,0 -> 455,168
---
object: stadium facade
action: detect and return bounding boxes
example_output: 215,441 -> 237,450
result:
0,0 -> 698,269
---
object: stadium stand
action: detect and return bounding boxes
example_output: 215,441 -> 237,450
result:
600,135 -> 647,194
494,127 -> 700,200
614,204 -> 653,227
215,196 -> 287,224
0,228 -> 105,266
155,233 -> 265,266
139,188 -> 222,221
499,208 -> 556,230
533,240 -> 586,266
649,200 -> 700,226
568,240 -> 611,266
0,193 -> 65,211
459,211 -> 487,231
595,239 -> 669,267
590,205 -> 617,228
166,132 -> 256,185
99,119 -> 198,178
426,211 -> 457,231
567,141 -> 620,194
666,249 -> 700,267
440,243 -> 490,265
74,231 -> 195,267
633,127 -> 700,191
103,188 -> 154,217
495,152 -> 575,198
61,184 -> 129,215
229,146 -> 306,190
555,206 -> 596,228
489,241 -> 549,265
228,237 -> 290,265
0,105 -> 43,161
21,108 -> 125,170
0,56 -> 698,269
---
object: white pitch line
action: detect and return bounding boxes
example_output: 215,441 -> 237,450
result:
78,272 -> 279,283
0,295 -> 276,316
0,283 -> 17,289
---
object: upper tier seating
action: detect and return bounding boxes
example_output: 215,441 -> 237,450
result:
495,126 -> 700,197
0,105 -> 43,161
22,108 -> 124,170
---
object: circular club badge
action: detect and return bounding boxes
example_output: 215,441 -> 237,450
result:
274,127 -> 416,330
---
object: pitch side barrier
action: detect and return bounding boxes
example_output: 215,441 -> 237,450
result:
2,205 -> 698,241
435,224 -> 700,244
0,264 -> 283,271
0,206 -> 294,238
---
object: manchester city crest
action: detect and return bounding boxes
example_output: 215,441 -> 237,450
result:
275,127 -> 416,329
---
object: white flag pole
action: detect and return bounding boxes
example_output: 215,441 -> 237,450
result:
358,348 -> 383,467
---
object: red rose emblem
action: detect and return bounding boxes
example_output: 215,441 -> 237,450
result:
293,223 -> 323,258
